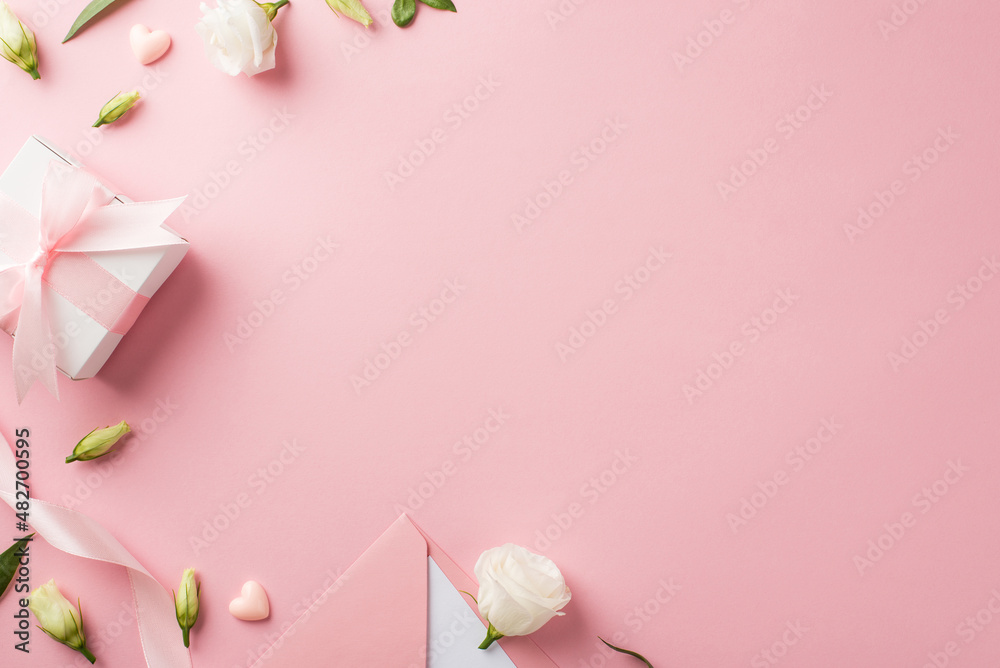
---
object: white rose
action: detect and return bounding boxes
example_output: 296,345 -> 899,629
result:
474,544 -> 571,648
195,0 -> 281,77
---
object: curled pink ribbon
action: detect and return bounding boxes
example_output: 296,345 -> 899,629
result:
0,161 -> 184,402
0,430 -> 192,668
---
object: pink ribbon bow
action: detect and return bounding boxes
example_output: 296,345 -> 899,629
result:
0,161 -> 184,402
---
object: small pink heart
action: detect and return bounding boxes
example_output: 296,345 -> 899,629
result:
129,24 -> 170,65
229,581 -> 270,621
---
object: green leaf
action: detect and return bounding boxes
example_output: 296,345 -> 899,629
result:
0,535 -> 33,602
392,0 -> 415,27
325,0 -> 373,26
63,0 -> 128,43
417,0 -> 456,11
600,638 -> 654,667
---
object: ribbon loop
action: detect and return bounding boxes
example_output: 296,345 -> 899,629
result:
39,161 -> 106,251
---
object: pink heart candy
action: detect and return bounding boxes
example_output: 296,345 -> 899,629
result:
129,24 -> 170,65
229,580 -> 270,621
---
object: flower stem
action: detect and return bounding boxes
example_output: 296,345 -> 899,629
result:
182,626 -> 190,648
259,0 -> 289,20
599,638 -> 653,667
79,645 -> 96,664
478,622 -> 504,650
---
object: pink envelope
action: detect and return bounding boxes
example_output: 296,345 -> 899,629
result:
250,515 -> 559,667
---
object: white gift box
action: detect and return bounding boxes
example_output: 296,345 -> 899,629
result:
0,136 -> 189,381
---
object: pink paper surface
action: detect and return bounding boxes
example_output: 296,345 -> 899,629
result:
0,0 -> 999,666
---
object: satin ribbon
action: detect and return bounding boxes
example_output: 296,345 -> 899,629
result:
0,161 -> 184,402
0,430 -> 192,668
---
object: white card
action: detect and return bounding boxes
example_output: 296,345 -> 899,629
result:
427,557 -> 517,668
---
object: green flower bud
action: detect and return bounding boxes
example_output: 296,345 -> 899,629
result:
66,420 -> 130,463
173,568 -> 200,648
325,0 -> 372,26
28,580 -> 96,664
92,91 -> 141,128
0,1 -> 40,80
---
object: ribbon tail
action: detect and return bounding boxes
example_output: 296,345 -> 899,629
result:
11,266 -> 57,403
0,433 -> 192,668
0,267 -> 25,332
56,197 -> 188,254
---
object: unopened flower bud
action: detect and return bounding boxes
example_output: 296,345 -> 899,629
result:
65,420 -> 130,463
173,568 -> 201,648
93,91 -> 141,128
0,2 -> 40,80
325,0 -> 372,26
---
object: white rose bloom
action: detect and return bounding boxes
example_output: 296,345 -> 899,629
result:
195,0 -> 281,77
474,544 -> 571,647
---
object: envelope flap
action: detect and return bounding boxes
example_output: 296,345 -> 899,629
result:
254,515 -> 428,667
252,515 -> 559,668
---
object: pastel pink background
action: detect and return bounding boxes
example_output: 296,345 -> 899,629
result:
2,0 -> 999,666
